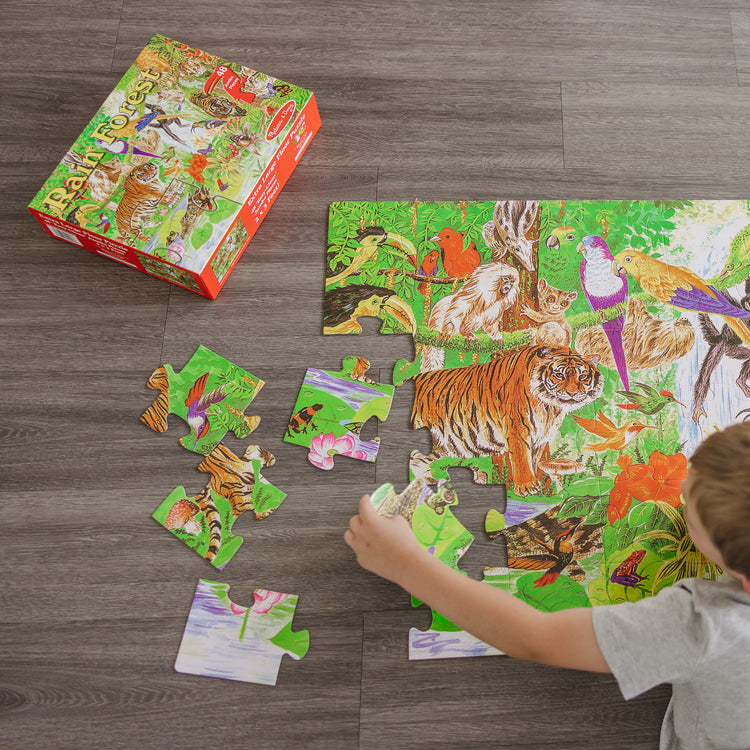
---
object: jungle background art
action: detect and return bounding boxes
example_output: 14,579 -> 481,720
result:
326,200 -> 750,655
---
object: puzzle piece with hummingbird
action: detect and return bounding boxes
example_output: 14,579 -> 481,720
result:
284,355 -> 394,469
174,579 -> 309,686
141,345 -> 263,455
152,444 -> 286,569
370,477 -> 503,660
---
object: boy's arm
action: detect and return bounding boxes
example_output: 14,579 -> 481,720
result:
345,494 -> 611,674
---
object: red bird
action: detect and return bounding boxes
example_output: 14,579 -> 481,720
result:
417,249 -> 440,295
431,228 -> 480,279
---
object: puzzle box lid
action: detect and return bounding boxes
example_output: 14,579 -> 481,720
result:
29,34 -> 314,274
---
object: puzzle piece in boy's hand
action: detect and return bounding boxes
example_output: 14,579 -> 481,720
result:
370,477 -> 473,569
141,345 -> 263,455
369,478 -> 498,659
153,444 -> 287,568
174,579 -> 309,686
284,356 -> 394,469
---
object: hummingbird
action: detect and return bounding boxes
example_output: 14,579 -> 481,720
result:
185,373 -> 227,449
616,382 -> 685,415
572,410 -> 654,452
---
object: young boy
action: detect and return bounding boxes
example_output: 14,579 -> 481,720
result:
345,423 -> 750,750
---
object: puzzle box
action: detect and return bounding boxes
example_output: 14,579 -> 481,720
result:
28,34 -> 321,298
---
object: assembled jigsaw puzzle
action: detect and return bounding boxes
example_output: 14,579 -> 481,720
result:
329,199 -> 750,629
370,478 -> 501,659
153,443 -> 286,569
141,344 -> 263,455
284,356 -> 395,469
174,579 -> 309,685
28,34 -> 320,297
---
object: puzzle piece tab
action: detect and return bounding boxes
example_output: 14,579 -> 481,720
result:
153,444 -> 286,569
141,345 -> 263,455
284,356 -> 394,469
174,579 -> 309,686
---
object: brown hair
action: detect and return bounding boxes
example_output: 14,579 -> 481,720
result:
689,422 -> 750,578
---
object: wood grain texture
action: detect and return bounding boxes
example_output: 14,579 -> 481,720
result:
3,1 -> 749,748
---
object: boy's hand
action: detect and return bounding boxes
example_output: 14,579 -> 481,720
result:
344,494 -> 427,585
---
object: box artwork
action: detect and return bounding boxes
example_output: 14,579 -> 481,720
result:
28,35 -> 321,298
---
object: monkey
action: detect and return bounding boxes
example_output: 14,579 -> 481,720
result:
692,277 -> 750,424
420,261 -> 520,372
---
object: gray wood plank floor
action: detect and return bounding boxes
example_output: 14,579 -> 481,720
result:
3,2 -> 749,748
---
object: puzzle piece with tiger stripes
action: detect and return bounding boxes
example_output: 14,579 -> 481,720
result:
152,444 -> 287,569
141,344 -> 263,455
174,579 -> 309,686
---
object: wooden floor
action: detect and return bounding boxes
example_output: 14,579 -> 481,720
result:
3,2 -> 750,748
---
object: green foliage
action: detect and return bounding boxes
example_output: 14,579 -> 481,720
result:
514,573 -> 591,611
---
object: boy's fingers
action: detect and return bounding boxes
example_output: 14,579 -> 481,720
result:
358,494 -> 374,516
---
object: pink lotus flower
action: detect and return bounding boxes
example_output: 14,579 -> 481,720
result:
307,432 -> 367,469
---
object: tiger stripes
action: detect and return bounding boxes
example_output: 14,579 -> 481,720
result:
412,344 -> 603,496
140,366 -> 170,432
114,162 -> 164,240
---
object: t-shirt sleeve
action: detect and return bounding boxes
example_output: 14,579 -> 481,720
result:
592,582 -> 707,700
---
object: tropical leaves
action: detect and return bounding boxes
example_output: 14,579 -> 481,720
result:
634,500 -> 723,587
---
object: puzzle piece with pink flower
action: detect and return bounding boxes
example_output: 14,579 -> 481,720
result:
174,579 -> 309,686
284,355 -> 394,469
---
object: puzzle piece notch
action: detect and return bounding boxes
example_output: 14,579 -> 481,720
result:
174,579 -> 309,686
284,356 -> 395,470
141,345 -> 263,455
153,443 -> 287,569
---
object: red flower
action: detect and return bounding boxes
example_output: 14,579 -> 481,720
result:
607,451 -> 687,524
188,153 -> 209,183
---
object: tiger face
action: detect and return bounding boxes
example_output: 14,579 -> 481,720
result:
189,92 -> 246,119
529,347 -> 603,411
131,161 -> 159,184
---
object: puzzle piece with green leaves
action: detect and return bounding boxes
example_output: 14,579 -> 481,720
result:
370,477 -> 503,659
284,355 -> 394,469
141,345 -> 263,455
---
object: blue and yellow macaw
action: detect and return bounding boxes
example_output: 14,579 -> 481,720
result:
614,249 -> 750,347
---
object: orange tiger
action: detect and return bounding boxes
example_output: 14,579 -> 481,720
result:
411,344 -> 603,496
114,162 -> 164,241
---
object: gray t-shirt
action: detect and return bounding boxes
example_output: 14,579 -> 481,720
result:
592,576 -> 750,750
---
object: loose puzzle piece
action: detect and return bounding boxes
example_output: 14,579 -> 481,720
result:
284,355 -> 394,469
141,345 -> 263,455
153,444 -> 286,569
370,477 -> 473,569
174,579 -> 309,686
370,477 -> 501,659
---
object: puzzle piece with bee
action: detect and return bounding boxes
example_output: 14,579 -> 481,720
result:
152,444 -> 286,569
141,344 -> 264,455
284,355 -> 394,469
174,579 -> 309,686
